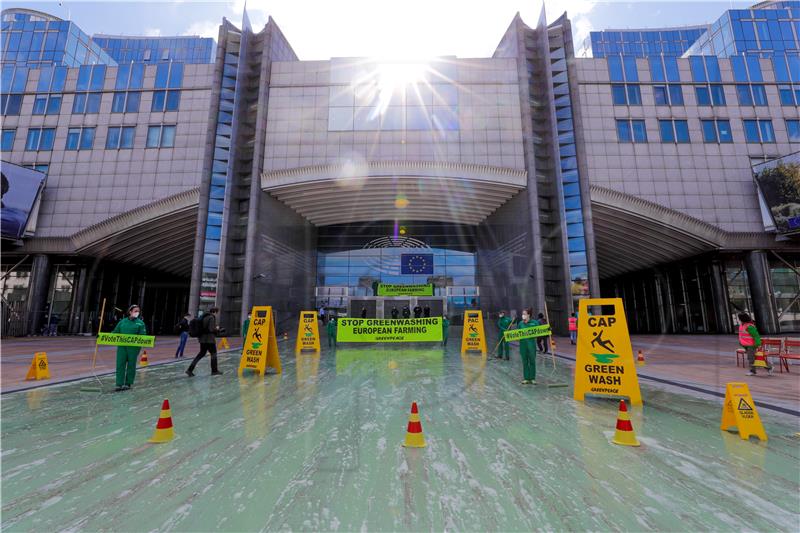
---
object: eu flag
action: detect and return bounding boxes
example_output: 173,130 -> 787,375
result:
401,253 -> 434,275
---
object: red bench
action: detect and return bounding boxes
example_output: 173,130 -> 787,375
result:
780,339 -> 800,373
736,338 -> 782,368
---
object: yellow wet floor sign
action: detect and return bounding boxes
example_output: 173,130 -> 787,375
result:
295,311 -> 320,353
573,298 -> 642,406
721,382 -> 766,441
25,352 -> 50,381
461,310 -> 487,354
217,337 -> 230,349
238,306 -> 281,376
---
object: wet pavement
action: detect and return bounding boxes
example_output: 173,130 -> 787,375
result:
2,343 -> 799,531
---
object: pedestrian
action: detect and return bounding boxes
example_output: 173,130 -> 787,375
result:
360,306 -> 367,319
391,306 -> 399,319
327,316 -> 337,348
318,305 -> 326,325
413,304 -> 422,318
174,312 -> 191,358
242,312 -> 251,338
738,312 -> 772,376
536,313 -> 549,353
402,305 -> 411,319
442,316 -> 449,346
423,305 -> 431,318
186,307 -> 224,377
113,304 -> 146,391
496,310 -> 513,360
518,307 -> 539,385
568,312 -> 577,345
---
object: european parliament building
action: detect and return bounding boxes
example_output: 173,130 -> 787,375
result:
1,2 -> 798,338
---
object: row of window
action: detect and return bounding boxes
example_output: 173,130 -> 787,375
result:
616,118 -> 800,144
0,89 -> 182,116
610,54 -> 800,85
612,82 -> 799,107
0,125 -> 177,152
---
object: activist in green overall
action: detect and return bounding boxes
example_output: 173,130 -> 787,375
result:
518,307 -> 539,385
326,316 -> 337,348
112,304 -> 146,392
442,316 -> 450,346
496,311 -> 513,360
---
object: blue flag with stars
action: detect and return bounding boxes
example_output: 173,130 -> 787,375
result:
401,254 -> 434,275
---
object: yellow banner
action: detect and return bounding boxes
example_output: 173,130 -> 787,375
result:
720,382 -> 767,441
295,311 -> 321,353
573,298 -> 642,405
461,310 -> 487,354
25,352 -> 50,381
238,306 -> 281,376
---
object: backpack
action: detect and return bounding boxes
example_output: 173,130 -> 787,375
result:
188,316 -> 205,338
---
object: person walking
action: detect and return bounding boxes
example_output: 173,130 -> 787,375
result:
186,307 -> 224,377
442,316 -> 450,346
318,305 -> 326,325
327,316 -> 337,348
568,312 -> 578,345
738,313 -> 772,376
174,313 -> 191,358
518,308 -> 539,385
536,313 -> 549,353
496,311 -> 513,360
113,304 -> 146,391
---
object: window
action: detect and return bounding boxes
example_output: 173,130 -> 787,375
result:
151,90 -> 180,112
743,119 -> 775,143
33,94 -> 61,115
659,120 -> 690,143
106,126 -> 136,149
611,84 -> 640,105
72,92 -> 101,114
787,120 -> 800,142
25,128 -> 55,151
778,85 -> 799,106
653,85 -> 668,105
77,65 -> 106,91
630,120 -> 647,142
709,84 -> 725,106
146,125 -> 176,148
616,119 -> 631,142
701,119 -> 733,143
751,85 -> 767,106
695,86 -> 711,105
608,56 -> 637,82
736,84 -> 753,105
1,129 -> 15,151
668,84 -> 684,105
65,127 -> 95,150
1,94 -> 23,116
155,62 -> 184,89
111,91 -> 140,113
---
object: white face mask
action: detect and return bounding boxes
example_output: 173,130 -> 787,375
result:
522,314 -> 529,321
131,312 -> 140,318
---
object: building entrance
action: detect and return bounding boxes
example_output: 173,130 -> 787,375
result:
347,297 -> 447,319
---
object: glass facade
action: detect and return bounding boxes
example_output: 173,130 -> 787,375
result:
92,35 -> 214,64
1,9 -> 116,67
588,27 -> 707,58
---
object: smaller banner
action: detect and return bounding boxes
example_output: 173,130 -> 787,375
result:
295,311 -> 321,352
504,324 -> 552,342
720,382 -> 767,441
25,352 -> 50,381
376,283 -> 434,296
573,298 -> 642,405
337,317 -> 442,343
239,306 -> 282,376
461,310 -> 487,354
97,332 -> 155,347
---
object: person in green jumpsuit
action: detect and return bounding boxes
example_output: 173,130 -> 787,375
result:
496,311 -> 513,360
518,307 -> 539,384
442,316 -> 450,346
326,316 -> 337,348
242,312 -> 251,338
112,304 -> 146,392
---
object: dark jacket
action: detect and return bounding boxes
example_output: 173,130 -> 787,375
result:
199,313 -> 218,344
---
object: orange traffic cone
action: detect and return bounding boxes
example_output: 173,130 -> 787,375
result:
612,399 -> 640,447
139,350 -> 149,367
403,402 -> 426,448
753,350 -> 769,369
637,350 -> 645,366
148,399 -> 175,443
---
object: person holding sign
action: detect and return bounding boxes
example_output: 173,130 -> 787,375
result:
112,304 -> 146,392
496,311 -> 513,360
326,316 -> 338,348
518,308 -> 539,384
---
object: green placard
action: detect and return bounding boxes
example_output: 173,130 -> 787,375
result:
376,283 -> 434,296
97,332 -> 155,347
504,325 -> 552,342
337,317 -> 443,342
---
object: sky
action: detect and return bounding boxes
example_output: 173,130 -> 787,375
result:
9,0 -> 755,59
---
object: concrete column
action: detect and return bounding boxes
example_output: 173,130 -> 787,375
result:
26,254 -> 50,336
709,260 -> 732,334
745,250 -> 779,334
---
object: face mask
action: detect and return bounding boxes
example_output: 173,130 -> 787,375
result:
131,312 -> 140,318
522,314 -> 529,321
